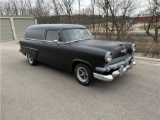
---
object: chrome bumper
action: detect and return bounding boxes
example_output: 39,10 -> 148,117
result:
93,61 -> 136,81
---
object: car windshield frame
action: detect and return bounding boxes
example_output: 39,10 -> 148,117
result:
62,28 -> 94,42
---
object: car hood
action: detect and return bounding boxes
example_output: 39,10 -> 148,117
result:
74,39 -> 131,58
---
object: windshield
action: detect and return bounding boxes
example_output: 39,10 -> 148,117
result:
62,29 -> 94,42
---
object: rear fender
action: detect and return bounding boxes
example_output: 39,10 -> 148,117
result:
21,46 -> 38,58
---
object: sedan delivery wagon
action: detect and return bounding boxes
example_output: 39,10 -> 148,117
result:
19,24 -> 136,86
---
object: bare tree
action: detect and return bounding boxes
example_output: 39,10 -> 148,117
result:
25,0 -> 35,16
0,0 -> 13,15
90,0 -> 96,34
144,0 -> 160,42
96,0 -> 110,38
61,0 -> 74,23
96,0 -> 138,40
0,1 -> 5,15
0,0 -> 140,31
51,0 -> 62,22
0,0 -> 36,16
34,0 -> 51,17
109,0 -> 138,40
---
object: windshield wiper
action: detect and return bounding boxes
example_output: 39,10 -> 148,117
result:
84,37 -> 93,40
65,38 -> 93,44
64,40 -> 79,44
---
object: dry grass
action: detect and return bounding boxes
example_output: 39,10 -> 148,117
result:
95,35 -> 160,58
137,23 -> 160,30
133,42 -> 160,58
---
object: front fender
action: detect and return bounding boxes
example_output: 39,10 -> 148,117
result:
71,59 -> 93,72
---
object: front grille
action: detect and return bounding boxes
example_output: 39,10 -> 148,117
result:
104,55 -> 133,71
109,54 -> 132,65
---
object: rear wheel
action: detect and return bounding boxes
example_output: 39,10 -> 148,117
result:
74,64 -> 93,86
27,53 -> 38,66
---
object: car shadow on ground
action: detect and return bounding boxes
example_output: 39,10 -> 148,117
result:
91,75 -> 130,90
38,62 -> 131,88
20,59 -> 131,91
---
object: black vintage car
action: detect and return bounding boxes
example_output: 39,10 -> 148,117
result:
19,24 -> 136,86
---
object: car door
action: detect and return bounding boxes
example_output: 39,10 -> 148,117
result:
40,30 -> 64,69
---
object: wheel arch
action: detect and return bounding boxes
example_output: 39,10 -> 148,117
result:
21,46 -> 38,58
71,59 -> 93,73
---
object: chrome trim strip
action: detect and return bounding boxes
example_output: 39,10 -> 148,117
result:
64,39 -> 91,44
93,61 -> 136,81
25,38 -> 58,43
64,40 -> 78,44
22,46 -> 38,51
93,73 -> 114,81
24,38 -> 90,44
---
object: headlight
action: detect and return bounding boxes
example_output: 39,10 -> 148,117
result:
105,52 -> 112,63
131,44 -> 136,52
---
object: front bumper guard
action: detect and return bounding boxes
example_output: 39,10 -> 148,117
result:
93,61 -> 136,81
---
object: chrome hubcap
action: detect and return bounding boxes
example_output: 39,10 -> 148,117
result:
27,54 -> 33,64
76,67 -> 88,82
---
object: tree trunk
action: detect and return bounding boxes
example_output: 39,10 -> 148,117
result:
117,31 -> 121,40
105,0 -> 109,39
105,12 -> 108,39
155,27 -> 158,43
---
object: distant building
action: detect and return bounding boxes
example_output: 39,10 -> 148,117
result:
134,16 -> 160,23
133,12 -> 160,23
0,15 -> 37,41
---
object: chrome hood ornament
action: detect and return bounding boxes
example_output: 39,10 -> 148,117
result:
120,45 -> 127,53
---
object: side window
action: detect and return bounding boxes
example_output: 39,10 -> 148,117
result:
46,31 -> 59,41
25,29 -> 46,40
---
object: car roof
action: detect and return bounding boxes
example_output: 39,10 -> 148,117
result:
27,24 -> 87,30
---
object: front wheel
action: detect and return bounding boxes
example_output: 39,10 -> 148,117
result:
27,53 -> 38,66
74,64 -> 93,86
